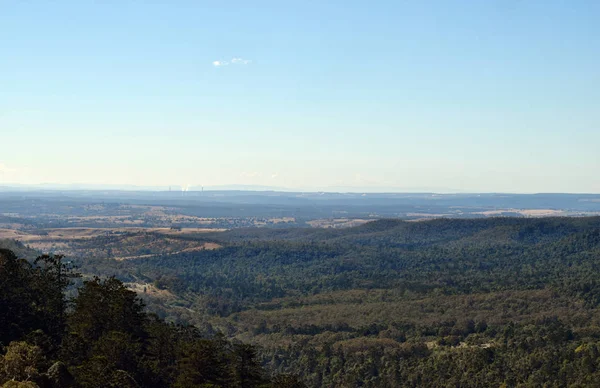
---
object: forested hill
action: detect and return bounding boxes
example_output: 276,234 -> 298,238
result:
65,216 -> 600,387
119,217 -> 600,308
212,216 -> 600,244
5,217 -> 600,386
0,248 -> 303,387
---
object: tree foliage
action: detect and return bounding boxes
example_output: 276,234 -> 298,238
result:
0,249 -> 293,388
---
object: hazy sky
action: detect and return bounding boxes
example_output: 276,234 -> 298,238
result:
1,0 -> 599,193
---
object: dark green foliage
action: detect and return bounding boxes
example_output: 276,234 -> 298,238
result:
0,250 -> 74,348
6,217 -> 600,386
0,249 -> 37,345
231,343 -> 266,388
70,217 -> 600,386
0,249 -> 288,387
77,217 -> 600,317
271,374 -> 307,388
174,337 -> 231,387
68,277 -> 147,342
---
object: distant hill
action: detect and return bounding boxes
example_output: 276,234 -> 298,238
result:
65,216 -> 600,387
0,239 -> 39,260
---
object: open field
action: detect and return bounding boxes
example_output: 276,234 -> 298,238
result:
0,227 -> 223,260
474,208 -> 566,217
113,242 -> 222,261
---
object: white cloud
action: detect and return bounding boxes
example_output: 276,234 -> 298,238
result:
212,57 -> 252,67
271,173 -> 279,179
231,57 -> 251,65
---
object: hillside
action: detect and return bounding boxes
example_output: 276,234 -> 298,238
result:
58,217 -> 600,386
0,248 -> 302,388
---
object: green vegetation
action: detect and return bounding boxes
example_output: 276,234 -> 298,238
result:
6,217 -> 600,386
71,217 -> 600,386
0,248 -> 302,388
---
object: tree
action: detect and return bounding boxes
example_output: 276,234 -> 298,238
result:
0,250 -> 37,345
65,277 -> 149,386
231,344 -> 265,388
0,342 -> 43,386
31,254 -> 78,343
0,250 -> 76,348
270,374 -> 307,388
174,338 -> 230,387
68,277 -> 147,342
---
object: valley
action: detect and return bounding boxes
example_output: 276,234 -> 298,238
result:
4,190 -> 600,386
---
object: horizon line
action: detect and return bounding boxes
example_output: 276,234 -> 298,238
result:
1,183 -> 600,196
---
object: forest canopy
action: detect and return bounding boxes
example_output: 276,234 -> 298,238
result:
0,248 -> 302,388
4,217 -> 600,386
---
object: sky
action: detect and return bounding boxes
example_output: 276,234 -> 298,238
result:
1,0 -> 599,193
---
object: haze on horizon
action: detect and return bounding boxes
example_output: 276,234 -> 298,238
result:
1,1 -> 599,194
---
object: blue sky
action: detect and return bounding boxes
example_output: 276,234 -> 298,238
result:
1,0 -> 599,192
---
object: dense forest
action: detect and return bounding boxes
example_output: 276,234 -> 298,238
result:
5,217 -> 600,386
0,248 -> 303,387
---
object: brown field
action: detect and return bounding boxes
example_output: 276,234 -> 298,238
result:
406,213 -> 452,218
0,229 -> 31,240
113,242 -> 222,261
125,282 -> 176,300
0,227 -> 222,239
474,209 -> 566,217
0,227 -> 224,260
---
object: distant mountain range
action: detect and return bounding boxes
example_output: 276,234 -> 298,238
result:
0,182 -> 540,194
